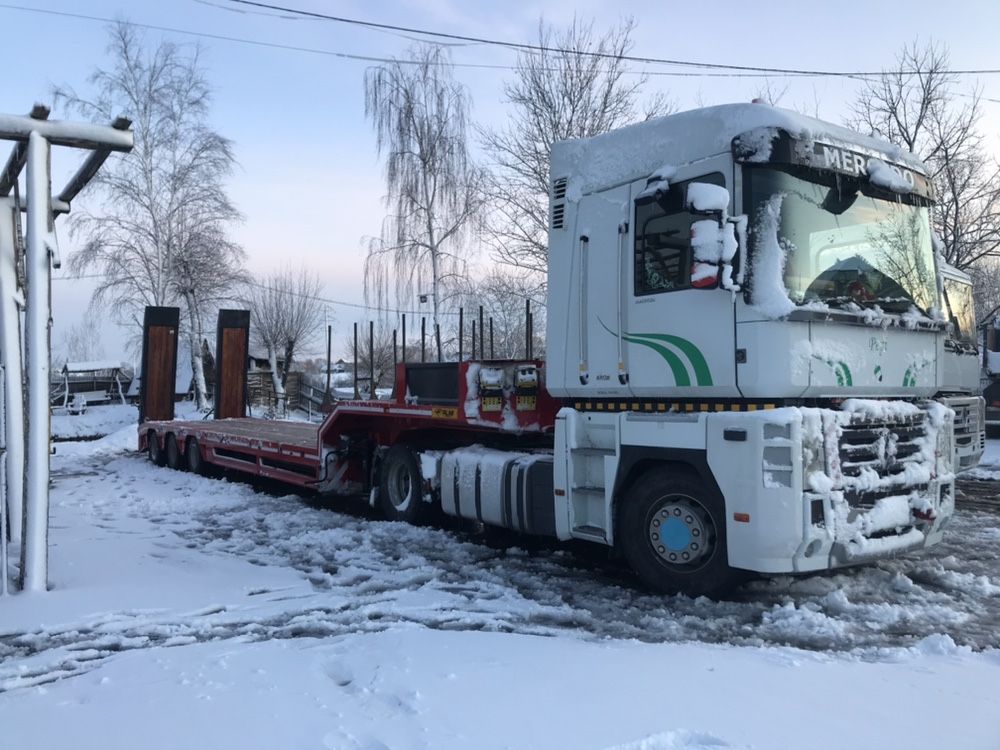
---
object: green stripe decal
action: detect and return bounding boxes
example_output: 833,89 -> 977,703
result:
621,335 -> 692,386
598,320 -> 713,387
623,332 -> 714,386
836,362 -> 853,387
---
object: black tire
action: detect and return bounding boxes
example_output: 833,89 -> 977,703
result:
378,443 -> 430,524
165,433 -> 185,471
619,467 -> 742,598
186,437 -> 205,475
147,430 -> 165,466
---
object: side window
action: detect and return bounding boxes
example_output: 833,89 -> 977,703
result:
634,173 -> 725,296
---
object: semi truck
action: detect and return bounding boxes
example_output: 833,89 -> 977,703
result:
141,103 -> 957,597
937,262 -> 985,469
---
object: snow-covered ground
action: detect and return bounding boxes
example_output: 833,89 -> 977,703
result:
2,407 -> 999,749
962,437 -> 1000,480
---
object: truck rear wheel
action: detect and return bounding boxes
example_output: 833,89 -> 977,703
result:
620,468 -> 741,598
378,443 -> 430,524
165,433 -> 184,471
147,430 -> 165,466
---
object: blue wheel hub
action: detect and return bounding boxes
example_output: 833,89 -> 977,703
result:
647,498 -> 711,566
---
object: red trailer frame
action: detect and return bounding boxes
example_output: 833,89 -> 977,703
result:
139,360 -> 559,495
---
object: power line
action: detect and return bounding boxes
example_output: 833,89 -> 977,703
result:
225,0 -> 1000,78
51,271 -> 459,318
0,3 -> 823,79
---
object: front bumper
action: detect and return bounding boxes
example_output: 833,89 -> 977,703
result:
707,400 -> 955,574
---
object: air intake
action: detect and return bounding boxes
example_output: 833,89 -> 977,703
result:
551,177 -> 567,229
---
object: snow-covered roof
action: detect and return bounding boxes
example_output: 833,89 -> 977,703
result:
62,360 -> 124,373
551,102 -> 927,198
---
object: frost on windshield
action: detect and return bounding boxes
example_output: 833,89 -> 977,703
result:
748,194 -> 796,317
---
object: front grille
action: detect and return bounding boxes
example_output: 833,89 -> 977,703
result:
838,416 -> 926,479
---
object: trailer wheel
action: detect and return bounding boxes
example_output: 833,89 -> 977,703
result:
620,468 -> 741,598
165,433 -> 184,471
379,443 -> 430,524
147,430 -> 165,466
186,437 -> 205,475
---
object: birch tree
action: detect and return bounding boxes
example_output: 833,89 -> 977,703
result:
56,22 -> 245,408
480,17 -> 671,281
850,41 -> 1000,271
363,44 -> 482,333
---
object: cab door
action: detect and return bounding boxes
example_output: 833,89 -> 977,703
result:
624,161 -> 740,399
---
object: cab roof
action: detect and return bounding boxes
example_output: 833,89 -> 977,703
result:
551,102 -> 928,199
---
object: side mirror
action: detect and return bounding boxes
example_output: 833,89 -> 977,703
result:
685,182 -> 730,216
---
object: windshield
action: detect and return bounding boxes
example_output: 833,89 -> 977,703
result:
943,276 -> 976,344
747,167 -> 937,315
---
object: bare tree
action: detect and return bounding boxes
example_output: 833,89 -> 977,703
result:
452,269 -> 546,359
57,319 -> 106,366
55,22 -> 245,408
363,44 -> 483,333
968,259 -> 1000,326
246,269 -> 325,408
480,17 -> 671,281
752,78 -> 789,107
850,41 -> 1000,271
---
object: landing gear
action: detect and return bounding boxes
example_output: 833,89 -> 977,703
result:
620,468 -> 743,598
378,443 -> 431,524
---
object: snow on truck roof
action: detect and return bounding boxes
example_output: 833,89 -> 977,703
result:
551,102 -> 928,198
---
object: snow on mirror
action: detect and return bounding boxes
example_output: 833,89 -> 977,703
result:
683,182 -> 745,292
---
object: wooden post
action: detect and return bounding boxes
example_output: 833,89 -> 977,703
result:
458,307 -> 464,362
421,317 -> 426,363
472,320 -> 477,360
393,328 -> 398,369
489,318 -> 494,359
401,313 -> 407,363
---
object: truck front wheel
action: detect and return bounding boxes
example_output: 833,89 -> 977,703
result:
378,443 -> 431,524
620,468 -> 742,598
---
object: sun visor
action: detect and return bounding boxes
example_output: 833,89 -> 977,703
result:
732,127 -> 934,201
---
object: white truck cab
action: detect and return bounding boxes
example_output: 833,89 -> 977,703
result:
544,103 -> 955,595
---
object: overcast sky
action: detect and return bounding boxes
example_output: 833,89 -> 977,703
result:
2,0 -> 999,361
